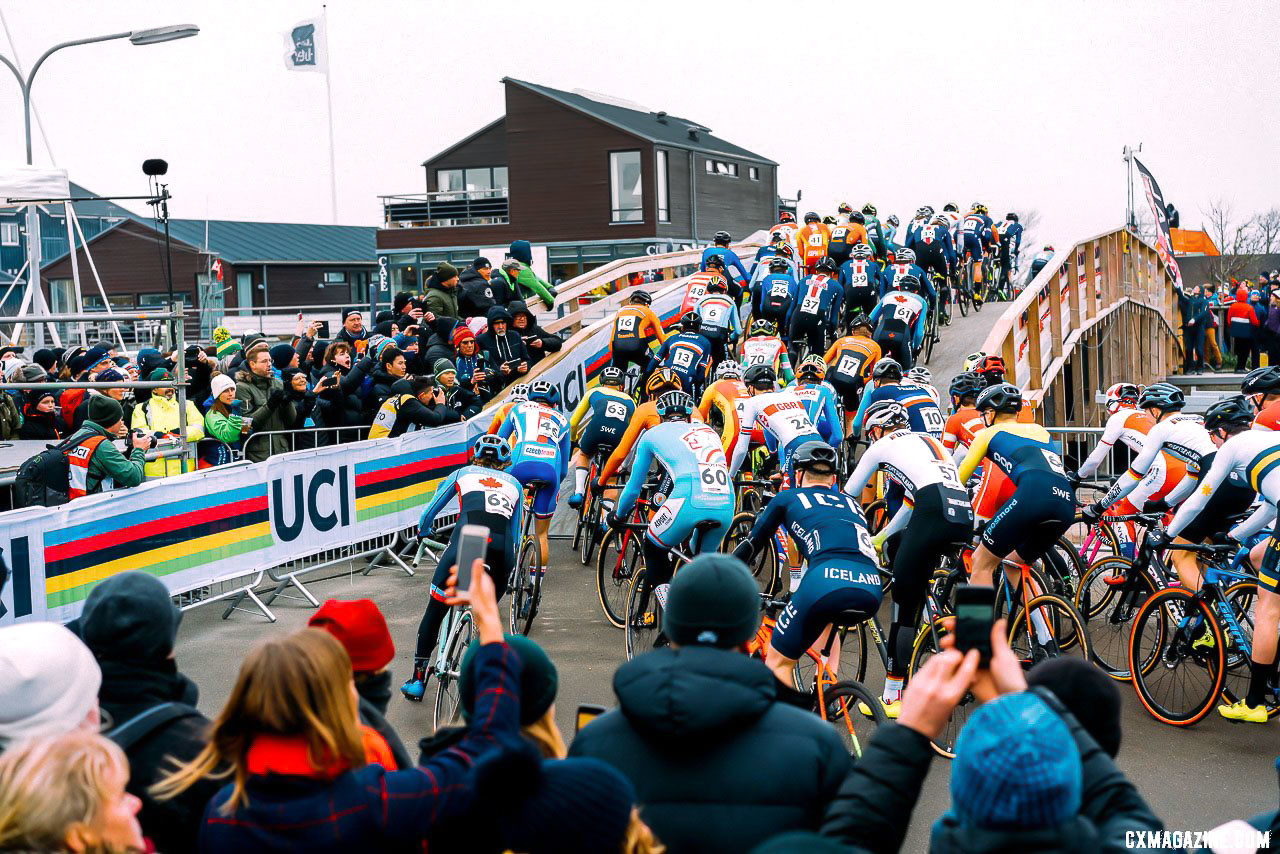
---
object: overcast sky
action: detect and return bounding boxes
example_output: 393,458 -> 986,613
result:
1,0 -> 1276,250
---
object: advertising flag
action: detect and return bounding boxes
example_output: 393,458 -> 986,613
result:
283,16 -> 327,73
1134,157 -> 1183,288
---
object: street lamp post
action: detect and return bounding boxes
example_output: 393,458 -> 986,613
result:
0,24 -> 198,348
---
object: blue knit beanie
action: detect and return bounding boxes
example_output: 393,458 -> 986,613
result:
950,692 -> 1081,830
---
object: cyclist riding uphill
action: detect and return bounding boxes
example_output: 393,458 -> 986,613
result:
647,312 -> 714,398
402,434 -> 522,701
860,203 -> 888,260
870,274 -> 933,370
852,357 -> 945,439
610,290 -> 668,374
1159,395 -> 1280,723
701,230 -> 750,286
741,319 -> 795,385
751,258 -> 799,331
567,366 -> 635,509
957,383 -> 1075,588
879,247 -> 930,300
732,442 -> 882,700
695,276 -> 743,367
497,380 -> 570,573
842,400 -> 973,715
789,257 -> 844,368
790,356 -> 844,446
597,368 -> 696,487
729,365 -> 825,483
838,243 -> 884,321
607,391 -> 735,609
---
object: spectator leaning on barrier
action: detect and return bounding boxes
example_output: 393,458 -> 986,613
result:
0,621 -> 102,754
479,305 -> 530,388
130,368 -> 204,478
510,300 -> 562,366
507,240 -> 557,310
202,373 -> 246,466
459,256 -> 498,318
570,554 -> 851,854
435,357 -> 483,419
236,343 -> 296,463
71,571 -> 220,853
61,395 -> 149,496
451,325 -> 493,402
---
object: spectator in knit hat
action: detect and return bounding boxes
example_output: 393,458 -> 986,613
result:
0,622 -> 101,753
71,571 -> 219,853
336,307 -> 370,355
18,388 -> 60,440
61,395 -> 150,497
459,257 -> 498,318
451,324 -> 492,402
435,357 -> 482,418
421,261 -> 461,320
570,554 -> 850,853
1027,656 -> 1123,758
820,622 -> 1168,853
269,342 -> 298,375
308,598 -> 411,770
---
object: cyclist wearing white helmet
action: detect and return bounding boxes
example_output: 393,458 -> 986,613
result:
839,243 -> 884,322
904,366 -> 941,408
497,380 -> 570,574
485,383 -> 530,434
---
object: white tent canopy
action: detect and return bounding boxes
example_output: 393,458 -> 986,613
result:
0,165 -> 69,207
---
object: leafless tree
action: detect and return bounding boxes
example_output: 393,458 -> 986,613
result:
1201,198 -> 1261,284
1255,208 -> 1280,256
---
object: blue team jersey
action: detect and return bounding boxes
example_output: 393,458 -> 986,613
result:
418,464 -> 524,545
696,293 -> 742,338
854,382 -> 946,438
654,331 -> 713,388
839,259 -> 883,294
791,381 -> 844,444
701,247 -> 750,282
747,485 -> 878,567
755,272 -> 798,320
792,274 -> 843,326
616,421 -> 731,514
880,262 -> 928,296
497,400 -> 570,473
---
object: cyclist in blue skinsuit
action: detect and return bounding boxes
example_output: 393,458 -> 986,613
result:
607,391 -> 735,609
879,247 -> 934,302
790,356 -> 844,446
852,357 -> 946,438
731,441 -> 882,703
868,276 -> 933,370
752,258 -> 799,331
789,257 -> 844,365
497,379 -> 570,573
402,434 -> 523,700
647,312 -> 714,398
701,230 -> 751,286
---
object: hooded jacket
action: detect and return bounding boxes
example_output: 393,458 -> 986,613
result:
508,300 -> 562,366
420,275 -> 461,320
18,398 -> 59,440
477,306 -> 530,385
458,268 -> 498,318
568,646 -> 849,854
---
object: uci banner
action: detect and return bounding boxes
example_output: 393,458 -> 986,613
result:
0,419 -> 479,625
1134,157 -> 1184,289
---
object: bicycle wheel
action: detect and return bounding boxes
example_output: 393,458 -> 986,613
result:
1129,587 -> 1225,726
957,284 -> 970,317
432,610 -> 474,729
625,569 -> 665,660
865,498 -> 890,535
822,679 -> 886,760
1074,557 -> 1156,680
724,511 -> 779,595
571,487 -> 588,553
1219,581 -> 1258,706
922,312 -> 937,365
1049,534 -> 1088,594
509,539 -> 541,636
579,491 -> 601,566
596,528 -> 641,628
1007,594 -> 1091,666
908,617 -> 971,758
795,623 -> 869,689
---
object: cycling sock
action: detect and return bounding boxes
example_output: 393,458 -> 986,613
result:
574,467 -> 588,497
1247,658 -> 1275,708
882,676 -> 904,704
410,657 -> 428,681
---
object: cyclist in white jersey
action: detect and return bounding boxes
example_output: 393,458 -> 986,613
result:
1160,396 -> 1280,723
842,400 -> 973,714
904,366 -> 941,409
740,319 -> 795,384
728,364 -> 825,481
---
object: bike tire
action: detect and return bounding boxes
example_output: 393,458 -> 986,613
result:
957,286 -> 970,317
431,610 -> 474,729
596,528 -> 641,628
795,623 -> 869,689
509,539 -> 541,636
625,568 -> 664,661
822,679 -> 887,761
908,617 -> 970,758
1074,557 -> 1156,681
579,492 -> 600,566
1007,593 -> 1091,666
1220,580 -> 1258,706
725,511 -> 779,595
1129,587 -> 1224,726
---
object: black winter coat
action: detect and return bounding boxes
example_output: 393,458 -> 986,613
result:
458,269 -> 498,318
569,646 -> 850,854
507,300 -> 562,366
97,659 -> 221,854
820,687 -> 1173,854
18,405 -> 60,440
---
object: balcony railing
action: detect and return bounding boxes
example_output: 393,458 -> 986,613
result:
379,189 -> 509,229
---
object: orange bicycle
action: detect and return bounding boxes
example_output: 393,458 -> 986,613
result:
750,595 -> 886,758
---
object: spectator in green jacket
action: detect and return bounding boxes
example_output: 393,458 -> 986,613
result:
236,344 -> 296,463
420,262 -> 461,320
494,256 -> 556,311
64,395 -> 148,495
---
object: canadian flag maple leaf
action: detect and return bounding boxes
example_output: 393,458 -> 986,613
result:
479,476 -> 504,488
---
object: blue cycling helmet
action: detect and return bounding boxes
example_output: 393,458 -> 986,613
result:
1252,289 -> 1263,300
656,390 -> 695,421
472,435 -> 512,466
528,380 -> 560,407
1137,383 -> 1184,413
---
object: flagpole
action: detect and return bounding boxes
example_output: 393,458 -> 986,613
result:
323,4 -> 337,224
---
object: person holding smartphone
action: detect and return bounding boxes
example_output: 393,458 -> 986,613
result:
402,435 -> 524,702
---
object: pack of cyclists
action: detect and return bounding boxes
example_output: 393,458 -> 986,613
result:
404,207 -> 1280,735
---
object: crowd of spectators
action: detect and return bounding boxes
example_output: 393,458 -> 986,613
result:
1183,270 -> 1280,373
2,241 -> 564,500
1,554 -> 1275,853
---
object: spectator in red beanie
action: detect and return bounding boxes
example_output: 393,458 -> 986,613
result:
309,599 -> 411,769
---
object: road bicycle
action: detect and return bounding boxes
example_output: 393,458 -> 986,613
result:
509,479 -> 552,635
571,449 -> 611,566
1128,541 -> 1276,726
954,270 -> 972,318
624,520 -> 725,659
429,572 -> 476,729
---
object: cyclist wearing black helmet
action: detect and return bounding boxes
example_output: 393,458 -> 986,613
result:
789,256 -> 844,367
957,383 -> 1074,589
797,212 -> 831,275
403,434 -> 522,700
567,366 -> 637,509
729,364 -> 824,482
700,230 -> 749,286
869,274 -> 931,370
860,203 -> 888,260
1163,395 -> 1280,723
731,440 -> 883,703
749,232 -> 798,290
1244,366 -> 1280,428
998,212 -> 1024,293
647,312 -> 714,398
742,318 -> 796,385
942,372 -> 987,462
839,243 -> 884,323
824,314 -> 882,433
611,290 -> 669,376
826,216 -> 869,268
751,257 -> 799,332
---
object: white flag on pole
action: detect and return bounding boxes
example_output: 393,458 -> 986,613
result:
283,16 -> 327,73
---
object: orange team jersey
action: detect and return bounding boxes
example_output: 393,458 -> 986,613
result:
972,462 -> 1016,522
699,378 -> 749,455
770,223 -> 800,254
824,335 -> 881,386
486,400 -> 518,435
599,400 -> 704,485
943,406 -> 985,455
797,223 -> 831,265
827,223 -> 869,254
1256,400 -> 1280,431
681,271 -> 728,314
613,304 -> 668,347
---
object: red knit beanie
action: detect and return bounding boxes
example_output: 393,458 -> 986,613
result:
308,599 -> 395,672
452,325 -> 476,350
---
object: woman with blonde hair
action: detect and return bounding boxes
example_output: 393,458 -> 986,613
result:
0,730 -> 146,853
153,563 -> 524,852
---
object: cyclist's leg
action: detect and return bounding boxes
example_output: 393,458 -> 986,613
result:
1176,479 -> 1257,590
569,444 -> 593,507
409,536 -> 460,686
1242,532 -> 1280,711
767,558 -> 881,686
532,482 -> 555,570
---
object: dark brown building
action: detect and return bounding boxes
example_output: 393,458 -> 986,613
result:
377,78 -> 779,287
42,218 -> 376,343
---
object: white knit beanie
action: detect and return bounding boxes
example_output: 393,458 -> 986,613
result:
0,622 -> 101,749
210,373 -> 236,400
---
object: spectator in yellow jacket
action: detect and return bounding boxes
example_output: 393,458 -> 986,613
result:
129,368 -> 204,478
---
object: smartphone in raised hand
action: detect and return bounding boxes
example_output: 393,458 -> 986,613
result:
454,524 -> 490,594
954,584 -> 995,665
575,703 -> 607,731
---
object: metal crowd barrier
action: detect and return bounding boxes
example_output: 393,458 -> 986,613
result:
240,424 -> 371,460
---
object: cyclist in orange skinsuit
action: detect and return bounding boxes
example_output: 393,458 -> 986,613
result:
796,212 -> 831,276
611,291 -> 669,374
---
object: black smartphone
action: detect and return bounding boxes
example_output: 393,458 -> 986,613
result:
953,584 -> 995,665
454,524 -> 489,594
315,320 -> 330,338
575,703 -> 607,732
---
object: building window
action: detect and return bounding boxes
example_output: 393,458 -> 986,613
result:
609,150 -> 643,223
749,166 -> 760,181
436,167 -> 507,195
1,222 -> 19,246
706,159 -> 738,177
656,150 -> 670,223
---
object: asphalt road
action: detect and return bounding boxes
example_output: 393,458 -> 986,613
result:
175,304 -> 1279,850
